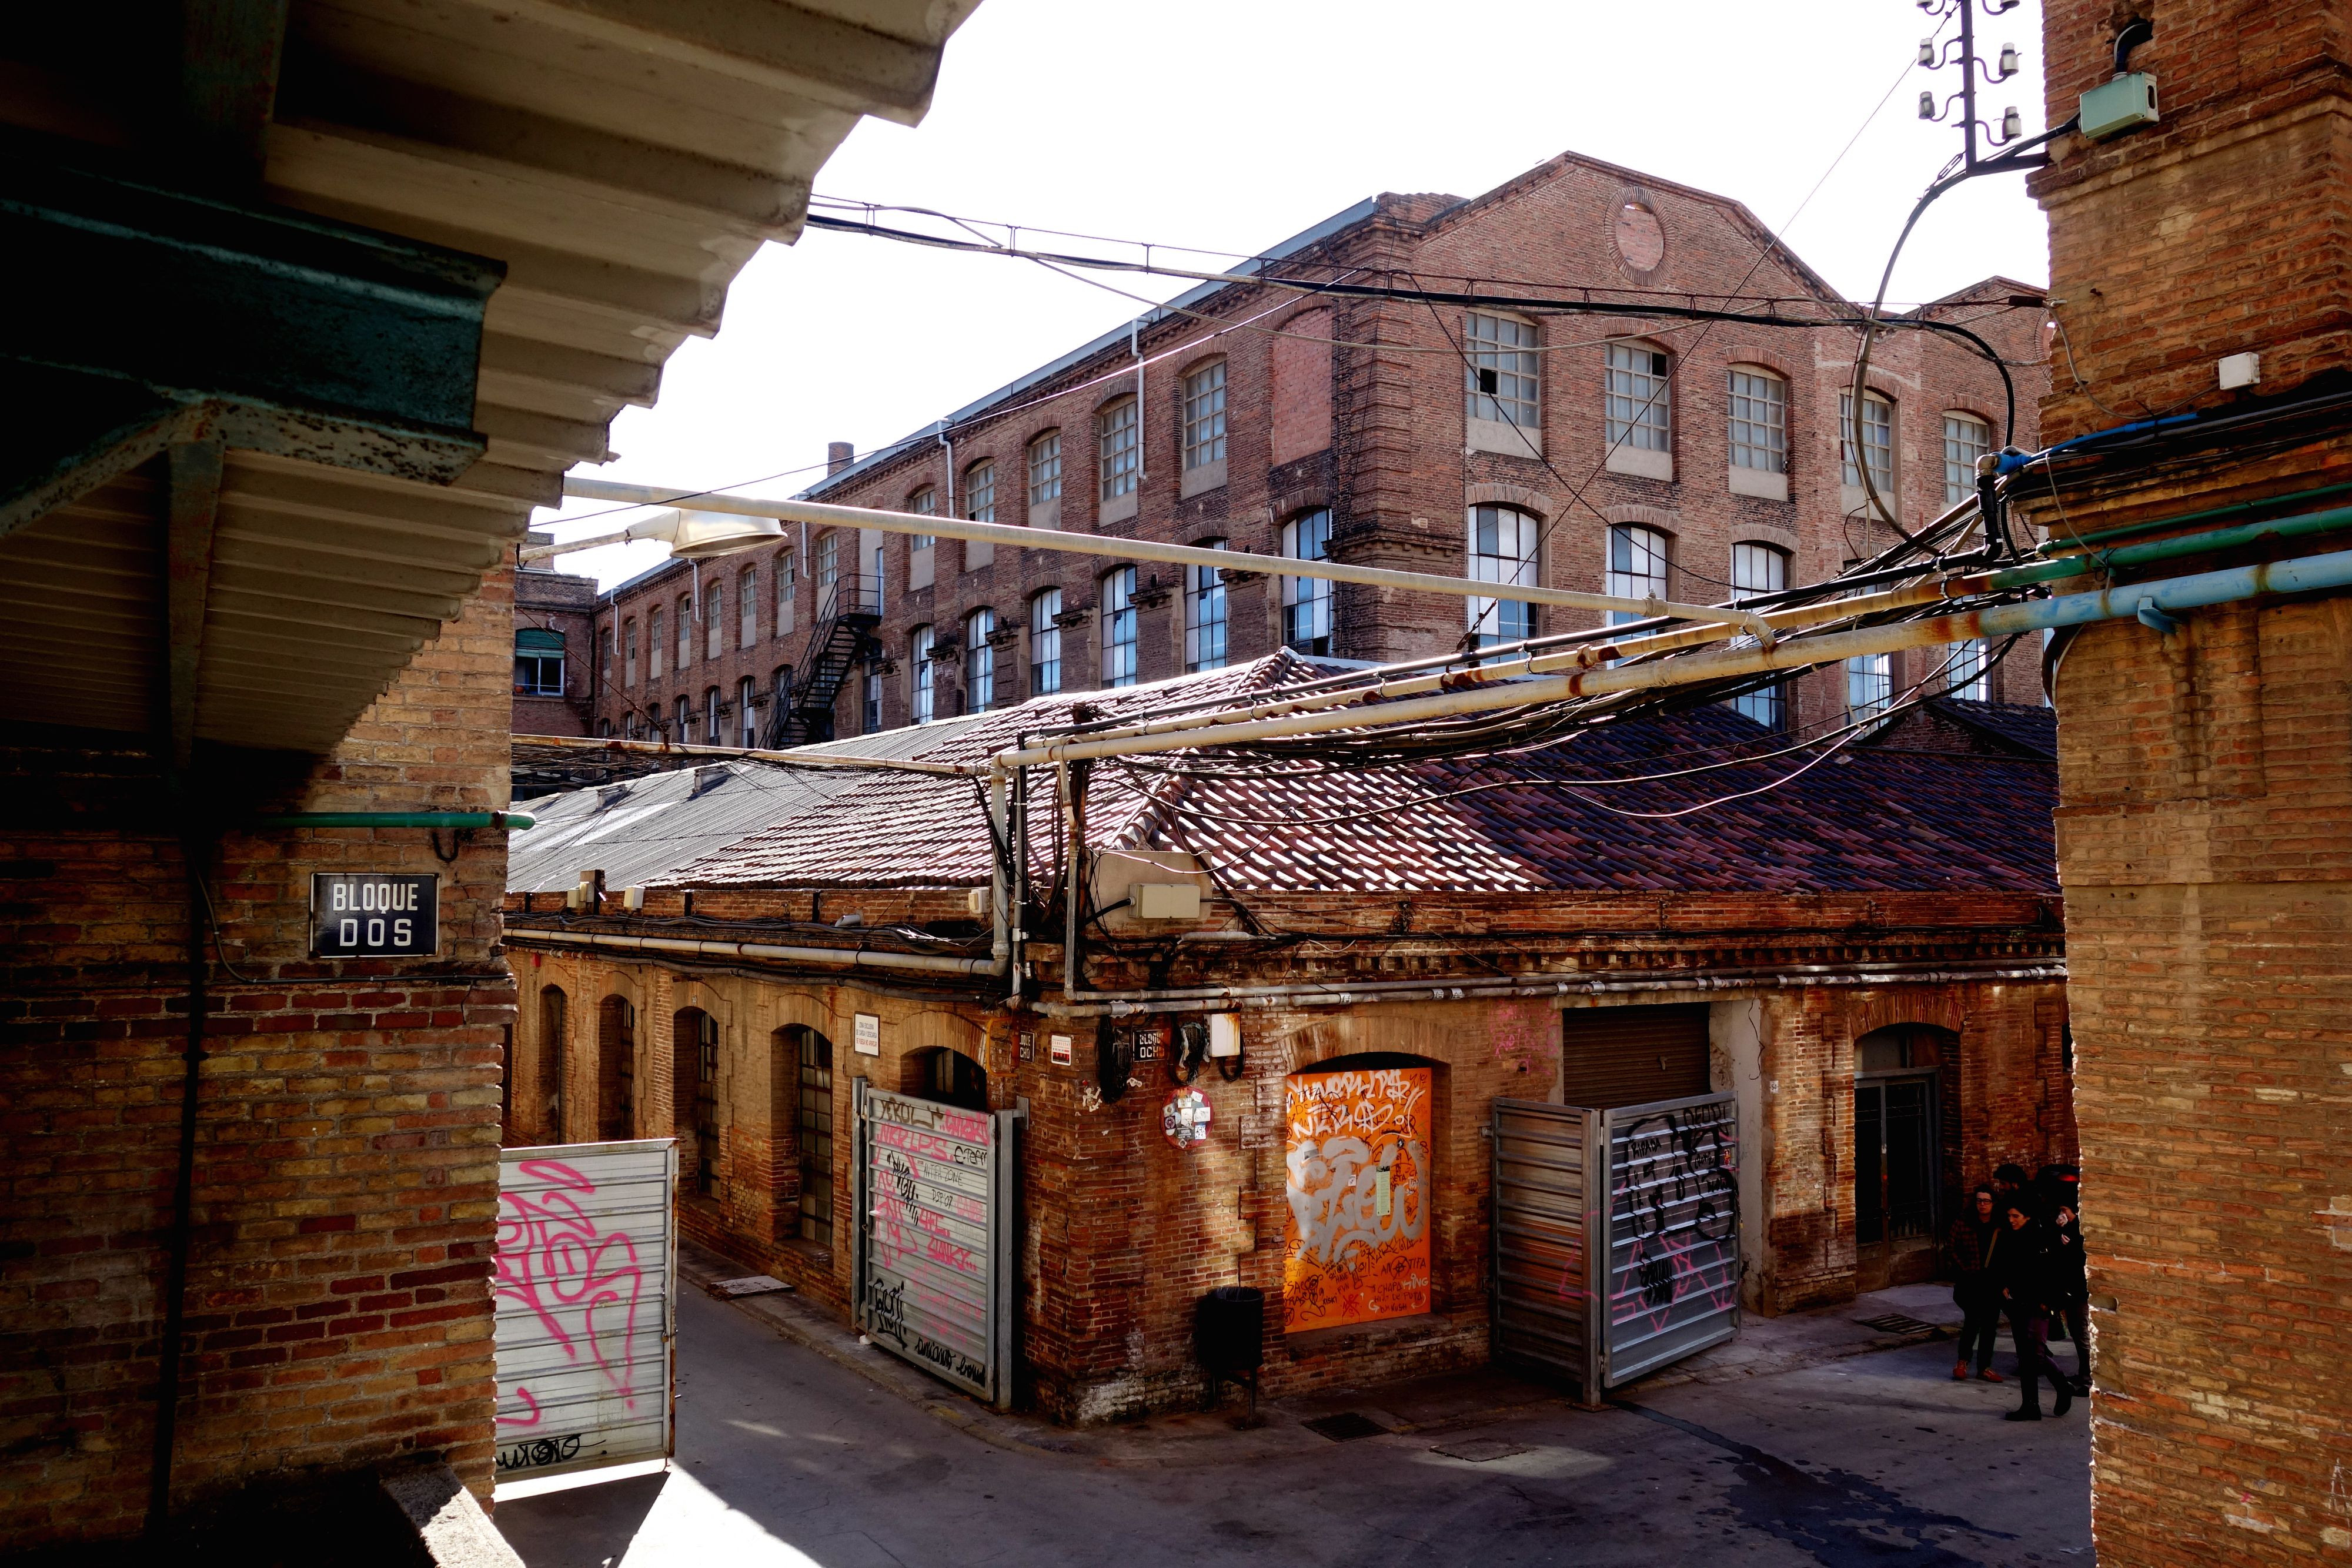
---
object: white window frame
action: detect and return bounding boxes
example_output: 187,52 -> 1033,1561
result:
1098,399 -> 1139,503
676,595 -> 693,670
1281,509 -> 1332,655
1028,432 -> 1062,506
647,607 -> 663,680
1605,523 -> 1669,628
1102,567 -> 1137,687
1031,588 -> 1063,696
738,566 -> 757,648
965,608 -> 995,713
739,676 -> 757,746
1605,342 -> 1672,452
1185,541 -> 1228,673
1468,505 -> 1539,647
1464,312 -> 1539,427
910,626 -> 934,724
862,658 -> 883,734
1943,412 -> 1991,506
1182,361 -> 1228,470
964,460 -> 995,524
773,550 -> 796,636
815,531 -> 839,591
1729,543 -> 1788,727
1727,368 -> 1787,474
704,686 -> 720,744
1847,653 -> 1893,720
908,486 -> 937,552
1949,638 -> 1990,700
1841,391 -> 1896,493
623,619 -> 639,687
706,581 -> 723,660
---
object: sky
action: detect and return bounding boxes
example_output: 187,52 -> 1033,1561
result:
543,0 -> 2053,589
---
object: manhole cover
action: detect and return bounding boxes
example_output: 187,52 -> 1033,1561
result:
1431,1437 -> 1530,1463
1855,1312 -> 1939,1335
1303,1412 -> 1389,1442
709,1275 -> 791,1298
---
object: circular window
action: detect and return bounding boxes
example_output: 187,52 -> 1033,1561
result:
1615,202 -> 1665,271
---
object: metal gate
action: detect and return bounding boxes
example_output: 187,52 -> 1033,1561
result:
1492,1091 -> 1739,1396
493,1139 -> 678,1482
851,1082 -> 1021,1409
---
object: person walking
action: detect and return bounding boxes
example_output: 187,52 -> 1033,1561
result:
2048,1200 -> 2090,1396
1993,1194 -> 2072,1421
1946,1185 -> 2004,1382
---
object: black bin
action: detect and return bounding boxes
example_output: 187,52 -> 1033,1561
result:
1197,1285 -> 1264,1372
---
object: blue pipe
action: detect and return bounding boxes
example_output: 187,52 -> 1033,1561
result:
1977,546 -> 2352,636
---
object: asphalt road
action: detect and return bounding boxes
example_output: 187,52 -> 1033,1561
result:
493,1288 -> 2091,1568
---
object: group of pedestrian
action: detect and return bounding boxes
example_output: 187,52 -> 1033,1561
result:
1945,1162 -> 2087,1422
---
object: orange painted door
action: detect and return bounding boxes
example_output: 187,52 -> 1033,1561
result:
1282,1067 -> 1433,1332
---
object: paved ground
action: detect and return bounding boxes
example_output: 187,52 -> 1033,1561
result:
493,1277 -> 2092,1568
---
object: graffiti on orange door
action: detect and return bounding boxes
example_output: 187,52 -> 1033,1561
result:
1282,1067 -> 1432,1332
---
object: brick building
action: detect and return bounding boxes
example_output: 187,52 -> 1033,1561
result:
577,152 -> 2050,752
513,540 -> 599,738
506,656 -> 2072,1419
0,2 -> 978,1551
2020,3 -> 2352,1563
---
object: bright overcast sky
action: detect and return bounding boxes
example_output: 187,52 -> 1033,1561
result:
543,0 -> 2052,587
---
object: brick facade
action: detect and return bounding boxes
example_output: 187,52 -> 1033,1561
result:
513,549 -> 599,739
584,152 -> 2049,748
1,544 -> 519,1547
2025,2 -> 2352,1563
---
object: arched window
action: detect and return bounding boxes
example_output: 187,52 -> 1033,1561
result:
673,696 -> 690,739
1841,390 -> 1896,494
1943,412 -> 1991,505
597,995 -> 634,1140
1729,543 -> 1788,728
1606,524 -> 1669,629
861,654 -> 883,734
1031,589 -> 1063,696
773,1025 -> 835,1248
1028,432 -> 1061,506
815,531 -> 839,590
703,686 -> 721,744
965,608 -> 996,713
1098,397 -> 1138,502
706,580 -> 724,660
903,1047 -> 988,1112
676,594 -> 693,670
1465,312 -> 1539,428
910,625 -> 934,723
738,566 -> 757,647
1102,568 -> 1138,687
908,486 -> 937,554
646,607 -> 662,680
1182,360 -> 1227,473
1280,510 -> 1332,656
1468,506 -> 1539,647
738,676 -> 757,747
1947,638 -> 1989,701
537,986 -> 567,1143
964,460 -> 996,524
597,718 -> 611,738
1605,341 -> 1672,451
773,548 -> 797,638
624,618 -> 639,687
1727,366 -> 1787,474
674,1007 -> 719,1197
1185,540 -> 1228,672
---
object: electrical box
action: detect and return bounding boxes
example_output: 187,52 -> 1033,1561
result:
1207,1013 -> 1242,1059
1134,882 -> 1202,920
965,887 -> 991,917
2079,73 -> 2158,141
2218,352 -> 2261,391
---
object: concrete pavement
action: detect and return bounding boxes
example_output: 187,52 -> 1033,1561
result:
492,1281 -> 2091,1567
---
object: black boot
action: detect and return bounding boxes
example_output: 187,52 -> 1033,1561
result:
2004,1403 -> 2044,1421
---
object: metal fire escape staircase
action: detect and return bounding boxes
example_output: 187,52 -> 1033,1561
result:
766,573 -> 882,747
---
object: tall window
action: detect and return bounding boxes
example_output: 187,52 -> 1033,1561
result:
965,609 -> 995,713
1465,312 -> 1539,427
873,543 -> 886,617
1185,541 -> 1228,672
1102,567 -> 1138,687
646,607 -> 663,679
1847,653 -> 1893,720
598,627 -> 613,693
537,986 -> 565,1142
1030,589 -> 1063,696
1727,368 -> 1787,473
1842,392 -> 1895,492
1028,433 -> 1061,506
1605,342 -> 1672,451
1729,543 -> 1788,728
624,619 -> 638,687
1943,412 -> 1990,505
861,658 -> 882,733
739,676 -> 757,746
1605,524 -> 1669,627
1098,399 -> 1139,502
738,567 -> 757,647
706,580 -> 724,658
1182,361 -> 1227,472
908,486 -> 936,552
772,664 -> 793,735
815,531 -> 838,591
794,1028 -> 833,1249
964,460 -> 995,524
675,594 -> 692,670
1469,505 -> 1539,646
703,686 -> 720,744
1949,638 -> 1989,700
1281,509 -> 1332,656
673,695 -> 689,738
692,1011 -> 719,1198
774,550 -> 795,632
514,629 -> 564,696
910,626 -> 934,723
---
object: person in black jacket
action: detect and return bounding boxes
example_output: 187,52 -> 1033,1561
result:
2047,1201 -> 2090,1395
1946,1185 -> 2005,1382
1993,1195 -> 2072,1421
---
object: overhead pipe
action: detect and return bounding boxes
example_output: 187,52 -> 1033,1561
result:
561,478 -> 1776,635
510,925 -> 1003,977
249,810 -> 537,829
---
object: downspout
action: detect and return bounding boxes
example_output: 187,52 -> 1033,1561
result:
148,827 -> 211,1534
938,420 -> 954,519
1061,760 -> 1086,1004
1132,319 -> 1145,484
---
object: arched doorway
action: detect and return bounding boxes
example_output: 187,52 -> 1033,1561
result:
537,986 -> 567,1143
1854,1023 -> 1960,1290
901,1047 -> 987,1112
597,996 -> 635,1140
772,1025 -> 835,1248
674,1007 -> 719,1196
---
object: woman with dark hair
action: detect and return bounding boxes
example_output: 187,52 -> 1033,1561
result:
2049,1201 -> 2090,1395
1947,1184 -> 2004,1382
1992,1194 -> 2072,1421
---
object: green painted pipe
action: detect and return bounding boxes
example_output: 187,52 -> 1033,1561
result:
1999,500 -> 2352,590
2037,479 -> 2352,551
248,811 -> 536,830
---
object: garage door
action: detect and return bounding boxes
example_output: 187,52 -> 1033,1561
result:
1559,1004 -> 1710,1109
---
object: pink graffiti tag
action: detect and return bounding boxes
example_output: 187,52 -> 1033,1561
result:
494,1159 -> 646,1429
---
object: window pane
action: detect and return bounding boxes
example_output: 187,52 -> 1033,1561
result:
1182,362 -> 1228,470
1840,393 -> 1895,492
1103,567 -> 1138,686
1943,413 -> 1990,506
1467,504 -> 1538,648
1605,342 -> 1672,451
1185,541 -> 1228,671
1847,653 -> 1893,718
1727,369 -> 1786,473
908,489 -> 936,552
966,608 -> 995,712
1031,588 -> 1062,695
1098,400 -> 1138,501
911,626 -> 934,723
965,462 -> 995,524
1949,637 -> 1989,700
1605,524 -> 1669,626
1726,549 -> 1788,731
1464,313 -> 1539,427
1028,433 -> 1062,506
1280,509 -> 1333,655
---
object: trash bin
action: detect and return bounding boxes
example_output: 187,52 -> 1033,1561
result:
1197,1286 -> 1264,1418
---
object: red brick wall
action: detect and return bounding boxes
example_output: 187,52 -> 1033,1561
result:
1,567 -> 517,1546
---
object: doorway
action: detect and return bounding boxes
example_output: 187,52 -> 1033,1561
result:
1853,1025 -> 1955,1290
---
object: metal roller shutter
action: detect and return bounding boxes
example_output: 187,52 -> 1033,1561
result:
1559,1004 -> 1711,1109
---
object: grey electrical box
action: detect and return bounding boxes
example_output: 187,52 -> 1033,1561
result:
1134,882 -> 1202,920
2079,72 -> 2158,141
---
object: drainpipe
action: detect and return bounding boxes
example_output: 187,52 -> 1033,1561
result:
938,420 -> 954,520
248,811 -> 537,829
1132,319 -> 1145,485
1061,761 -> 1085,1004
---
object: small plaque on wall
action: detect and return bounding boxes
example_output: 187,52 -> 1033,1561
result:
309,872 -> 439,957
854,1013 -> 880,1055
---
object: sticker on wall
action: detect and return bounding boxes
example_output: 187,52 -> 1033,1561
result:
1281,1067 -> 1432,1333
1049,1034 -> 1073,1066
1163,1086 -> 1212,1149
854,1014 -> 880,1056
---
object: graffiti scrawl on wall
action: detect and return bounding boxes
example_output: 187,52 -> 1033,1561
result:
492,1140 -> 676,1479
1282,1067 -> 1433,1333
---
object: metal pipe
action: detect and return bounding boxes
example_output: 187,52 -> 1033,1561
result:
512,925 -> 1003,977
2032,500 -> 2352,576
511,731 -> 983,777
1027,962 -> 2067,1018
1061,762 -> 1084,1004
998,544 -> 2352,767
561,477 -> 1775,634
249,810 -> 537,829
2035,480 -> 2352,551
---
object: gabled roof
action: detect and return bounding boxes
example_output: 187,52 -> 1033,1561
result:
508,654 -> 2060,898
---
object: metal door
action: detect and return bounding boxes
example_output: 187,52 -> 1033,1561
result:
1490,1098 -> 1602,1402
1856,1076 -> 1938,1248
852,1081 -> 1021,1409
1601,1092 -> 1740,1386
493,1139 -> 678,1482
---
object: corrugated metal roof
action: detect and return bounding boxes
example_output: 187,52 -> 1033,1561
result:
0,1 -> 979,753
